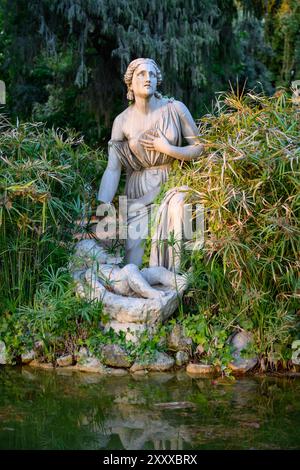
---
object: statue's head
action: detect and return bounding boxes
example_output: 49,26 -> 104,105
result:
124,58 -> 162,102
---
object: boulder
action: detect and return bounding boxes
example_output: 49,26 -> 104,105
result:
104,322 -> 148,343
0,341 -> 7,365
186,363 -> 215,375
228,329 -> 257,374
292,340 -> 300,365
74,356 -> 107,374
21,350 -> 36,364
28,360 -> 54,369
101,344 -> 133,368
167,324 -> 192,352
231,330 -> 253,351
56,354 -> 73,367
130,352 -> 174,372
175,351 -> 189,367
98,289 -> 183,325
76,347 -> 90,361
228,357 -> 258,374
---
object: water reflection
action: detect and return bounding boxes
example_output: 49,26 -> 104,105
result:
0,366 -> 299,450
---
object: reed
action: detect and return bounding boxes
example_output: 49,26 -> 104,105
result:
0,115 -> 106,311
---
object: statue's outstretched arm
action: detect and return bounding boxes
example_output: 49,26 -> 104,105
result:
97,115 -> 123,202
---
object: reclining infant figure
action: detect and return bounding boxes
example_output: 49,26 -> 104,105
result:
73,239 -> 187,300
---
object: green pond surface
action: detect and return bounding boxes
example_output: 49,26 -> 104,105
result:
0,366 -> 299,450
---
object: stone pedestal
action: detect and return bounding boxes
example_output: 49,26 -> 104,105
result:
75,276 -> 186,342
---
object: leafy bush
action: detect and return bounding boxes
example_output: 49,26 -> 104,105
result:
0,268 -> 103,363
165,89 -> 299,368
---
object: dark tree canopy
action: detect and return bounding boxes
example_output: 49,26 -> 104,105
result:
0,0 -> 298,143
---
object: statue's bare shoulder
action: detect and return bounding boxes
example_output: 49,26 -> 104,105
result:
111,108 -> 131,140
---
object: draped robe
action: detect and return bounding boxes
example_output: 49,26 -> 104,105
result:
102,99 -> 189,272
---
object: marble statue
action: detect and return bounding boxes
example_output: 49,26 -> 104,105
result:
97,57 -> 204,271
71,239 -> 188,341
72,58 -> 203,340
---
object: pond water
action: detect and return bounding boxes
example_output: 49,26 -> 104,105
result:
0,367 -> 299,450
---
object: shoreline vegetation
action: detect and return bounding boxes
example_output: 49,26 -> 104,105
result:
0,88 -> 299,377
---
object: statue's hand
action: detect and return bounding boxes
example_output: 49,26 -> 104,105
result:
96,201 -> 115,220
139,129 -> 171,154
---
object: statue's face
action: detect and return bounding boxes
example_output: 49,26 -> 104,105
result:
131,62 -> 158,99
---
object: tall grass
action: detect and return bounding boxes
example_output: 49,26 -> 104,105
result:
0,115 -> 106,311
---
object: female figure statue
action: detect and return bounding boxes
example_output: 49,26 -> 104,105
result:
98,58 -> 203,271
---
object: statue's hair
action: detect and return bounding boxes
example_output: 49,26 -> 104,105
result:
123,58 -> 163,101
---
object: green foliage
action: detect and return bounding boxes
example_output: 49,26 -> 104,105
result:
84,328 -> 130,359
28,0 -> 235,117
0,114 -> 106,309
0,0 -> 280,143
0,0 -> 298,145
0,274 -> 103,363
0,0 -> 299,371
129,325 -> 168,362
85,323 -> 168,363
233,14 -> 274,94
168,313 -> 233,371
